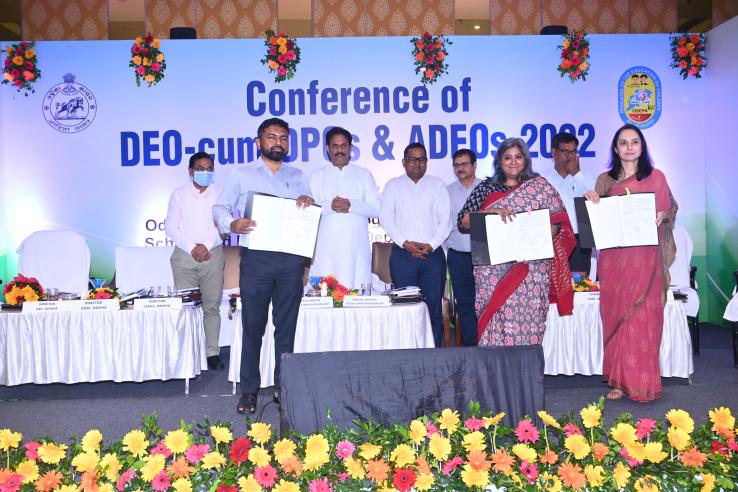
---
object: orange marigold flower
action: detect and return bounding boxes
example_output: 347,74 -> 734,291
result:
490,450 -> 514,474
80,470 -> 98,492
592,443 -> 608,461
168,456 -> 195,478
679,447 -> 708,467
558,462 -> 586,490
466,450 -> 490,472
34,470 -> 63,492
280,455 -> 303,476
539,449 -> 558,465
366,459 -> 390,483
416,456 -> 432,476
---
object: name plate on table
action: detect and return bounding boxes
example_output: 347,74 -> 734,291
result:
574,291 -> 600,303
135,297 -> 183,310
22,299 -> 120,313
342,295 -> 392,307
300,297 -> 334,309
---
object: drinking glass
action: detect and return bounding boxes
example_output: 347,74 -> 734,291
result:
360,283 -> 372,296
46,287 -> 59,301
90,278 -> 106,289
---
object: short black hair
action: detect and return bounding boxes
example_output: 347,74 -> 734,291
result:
452,148 -> 476,164
325,126 -> 352,147
403,142 -> 426,159
257,117 -> 289,139
189,151 -> 213,169
551,132 -> 579,151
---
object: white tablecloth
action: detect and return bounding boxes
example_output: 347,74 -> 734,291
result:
542,295 -> 693,378
228,302 -> 435,389
0,307 -> 207,387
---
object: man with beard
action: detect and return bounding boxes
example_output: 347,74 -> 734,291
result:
213,117 -> 314,415
308,127 -> 380,289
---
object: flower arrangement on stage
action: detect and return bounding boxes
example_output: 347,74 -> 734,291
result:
261,30 -> 300,83
2,41 -> 41,95
1,401 -> 737,491
129,33 -> 166,87
318,274 -> 357,306
670,33 -> 706,79
557,31 -> 590,83
572,273 -> 599,292
85,287 -> 121,301
410,32 -> 451,85
2,274 -> 44,305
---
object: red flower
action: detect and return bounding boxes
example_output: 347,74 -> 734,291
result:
151,471 -> 171,492
392,468 -> 417,492
688,66 -> 698,75
679,60 -> 688,69
25,441 -> 40,460
572,39 -> 580,49
13,79 -> 21,87
711,441 -> 729,455
563,423 -> 582,436
132,44 -> 140,54
636,418 -> 657,440
422,32 -> 431,39
151,62 -> 161,72
24,61 -> 34,70
278,54 -> 287,64
269,46 -> 277,56
229,437 -> 251,464
216,485 -> 237,492
3,58 -> 10,67
287,40 -> 294,49
676,46 -> 689,57
678,36 -> 686,46
16,48 -> 24,57
519,461 -> 539,483
442,456 -> 463,475
144,33 -> 154,44
514,419 -> 540,443
286,50 -> 296,60
570,55 -> 581,66
690,33 -> 700,43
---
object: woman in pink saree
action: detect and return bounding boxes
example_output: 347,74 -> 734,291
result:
459,138 -> 575,347
585,124 -> 677,402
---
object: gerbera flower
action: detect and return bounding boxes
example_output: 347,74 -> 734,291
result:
709,407 -> 735,432
464,417 -> 485,431
680,446 -> 708,467
665,409 -> 694,433
519,461 -> 539,483
308,478 -> 332,492
254,465 -> 278,488
151,470 -> 171,492
335,440 -> 354,460
228,437 -> 250,464
365,458 -> 390,483
635,418 -> 657,440
184,443 -> 209,463
579,404 -> 601,429
514,420 -> 540,443
537,410 -> 561,429
563,423 -> 582,437
557,462 -> 585,489
441,455 -> 463,475
392,468 -> 417,492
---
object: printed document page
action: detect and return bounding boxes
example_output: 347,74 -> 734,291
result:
585,193 -> 657,249
484,209 -> 554,265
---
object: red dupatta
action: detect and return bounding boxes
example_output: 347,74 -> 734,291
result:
476,183 -> 576,341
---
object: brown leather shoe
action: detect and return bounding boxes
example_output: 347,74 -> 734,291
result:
237,393 -> 257,414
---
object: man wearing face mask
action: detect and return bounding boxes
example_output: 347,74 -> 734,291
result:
165,151 -> 226,371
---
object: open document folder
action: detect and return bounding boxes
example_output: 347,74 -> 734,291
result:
574,193 -> 657,250
239,192 -> 322,258
470,209 -> 554,265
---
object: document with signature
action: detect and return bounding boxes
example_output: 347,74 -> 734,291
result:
470,209 -> 553,265
579,193 -> 657,250
240,193 -> 322,258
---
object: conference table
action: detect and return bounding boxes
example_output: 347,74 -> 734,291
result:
542,293 -> 693,379
0,306 -> 207,393
228,301 -> 435,392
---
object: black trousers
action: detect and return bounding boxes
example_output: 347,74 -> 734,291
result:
239,248 -> 305,394
569,234 -> 592,276
447,248 -> 478,346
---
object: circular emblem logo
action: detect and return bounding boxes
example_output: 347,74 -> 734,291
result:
42,73 -> 97,133
618,66 -> 661,129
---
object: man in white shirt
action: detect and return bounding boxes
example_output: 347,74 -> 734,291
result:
309,127 -> 380,289
379,143 -> 452,347
445,149 -> 482,346
541,132 -> 595,274
165,151 -> 225,371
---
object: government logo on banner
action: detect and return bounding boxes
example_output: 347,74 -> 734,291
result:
42,73 -> 97,134
618,66 -> 662,129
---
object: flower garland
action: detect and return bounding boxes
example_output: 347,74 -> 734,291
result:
572,275 -> 599,292
129,33 -> 166,87
318,274 -> 357,306
2,274 -> 44,305
0,401 -> 736,491
85,287 -> 121,301
261,30 -> 300,83
670,33 -> 706,79
1,41 -> 41,96
557,31 -> 590,83
410,32 -> 451,85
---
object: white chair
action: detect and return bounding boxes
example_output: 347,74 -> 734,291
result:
16,230 -> 91,296
114,246 -> 174,294
669,223 -> 700,353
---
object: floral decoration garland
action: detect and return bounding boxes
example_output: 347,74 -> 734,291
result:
670,33 -> 706,79
1,41 -> 41,96
318,274 -> 357,306
572,275 -> 599,292
557,31 -> 590,83
85,287 -> 121,301
129,33 -> 166,87
261,30 -> 300,83
0,400 -> 736,491
2,274 -> 44,305
410,32 -> 451,85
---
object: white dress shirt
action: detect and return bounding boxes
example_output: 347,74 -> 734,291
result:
540,168 -> 595,234
165,181 -> 223,253
445,177 -> 481,252
379,174 -> 452,250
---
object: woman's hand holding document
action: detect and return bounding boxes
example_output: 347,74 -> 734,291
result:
484,208 -> 554,265
581,192 -> 657,249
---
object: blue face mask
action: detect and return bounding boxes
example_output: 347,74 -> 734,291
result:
193,171 -> 214,187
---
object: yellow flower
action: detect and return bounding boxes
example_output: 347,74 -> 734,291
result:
201,451 -> 226,469
428,434 -> 451,462
303,434 -> 329,470
15,460 -> 39,484
131,55 -> 142,65
248,422 -> 272,444
438,408 -> 460,433
389,443 -> 415,467
273,479 -> 299,492
152,39 -> 160,49
172,478 -> 193,492
625,441 -> 646,462
511,443 -> 537,463
580,404 -> 601,428
3,72 -> 12,81
164,429 -> 190,454
140,454 -> 166,481
460,463 -> 489,488
583,464 -> 604,487
562,39 -> 571,49
644,442 -> 667,463
268,60 -> 279,70
414,472 -> 435,491
144,74 -> 155,83
237,475 -> 261,492
6,46 -> 12,55
142,57 -> 151,66
0,429 -> 22,450
701,473 -> 715,492
484,412 -> 505,428
409,419 -> 427,444
71,451 -> 99,472
667,426 -> 691,451
344,457 -> 365,479
156,53 -> 165,62
613,462 -> 631,488
634,475 -> 659,492
81,429 -> 103,453
98,483 -> 113,492
537,410 -> 561,429
210,425 -> 232,444
463,431 -> 486,453
610,422 -> 637,445
25,48 -> 36,57
358,443 -> 381,460
541,471 -> 562,492
248,446 -> 271,466
277,37 -> 287,46
665,409 -> 694,433
58,485 -> 79,492
564,434 -> 590,459
38,442 -> 67,464
273,438 -> 297,462
121,429 -> 149,457
100,453 -> 122,482
12,55 -> 23,65
135,36 -> 143,44
278,45 -> 287,55
709,407 -> 735,431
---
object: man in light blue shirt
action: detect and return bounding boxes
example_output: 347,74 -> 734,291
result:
445,149 -> 482,346
213,117 -> 314,415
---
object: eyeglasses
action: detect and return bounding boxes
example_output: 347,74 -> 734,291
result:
263,133 -> 289,143
554,148 -> 578,156
405,156 -> 428,164
452,161 -> 473,168
193,166 -> 214,172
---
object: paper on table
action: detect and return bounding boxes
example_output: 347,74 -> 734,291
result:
584,193 -> 657,249
241,194 -> 322,258
485,208 -> 554,265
